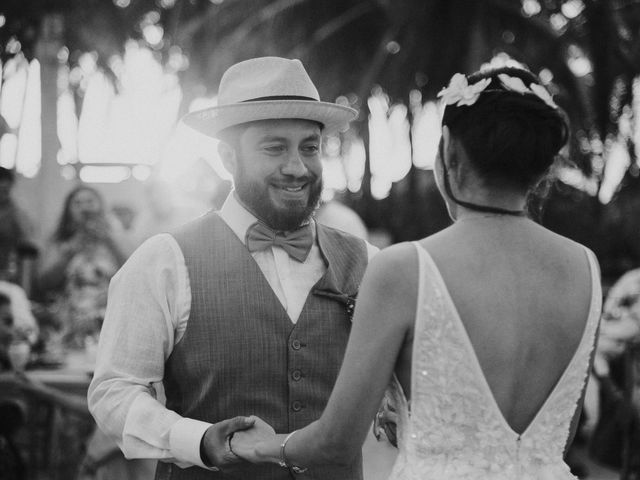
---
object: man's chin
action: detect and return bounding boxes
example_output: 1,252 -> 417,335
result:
267,207 -> 313,231
236,182 -> 321,230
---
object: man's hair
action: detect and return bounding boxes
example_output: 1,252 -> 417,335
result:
442,67 -> 569,189
0,167 -> 15,184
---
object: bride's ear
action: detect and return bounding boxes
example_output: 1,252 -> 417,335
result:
442,126 -> 451,150
441,126 -> 458,169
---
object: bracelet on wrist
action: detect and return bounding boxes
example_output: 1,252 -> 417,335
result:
279,430 -> 308,474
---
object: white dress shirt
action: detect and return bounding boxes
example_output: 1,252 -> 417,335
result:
88,194 -> 377,469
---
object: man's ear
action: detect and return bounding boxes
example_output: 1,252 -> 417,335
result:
218,141 -> 237,177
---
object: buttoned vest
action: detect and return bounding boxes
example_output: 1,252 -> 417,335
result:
156,212 -> 368,480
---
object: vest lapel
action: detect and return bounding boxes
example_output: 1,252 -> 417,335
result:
313,224 -> 361,297
293,224 -> 362,329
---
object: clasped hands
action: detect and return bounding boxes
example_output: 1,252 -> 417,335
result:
201,401 -> 400,470
200,415 -> 276,469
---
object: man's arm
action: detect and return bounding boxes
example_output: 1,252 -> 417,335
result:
88,234 -> 246,469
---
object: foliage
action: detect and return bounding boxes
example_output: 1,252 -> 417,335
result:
2,0 -> 640,276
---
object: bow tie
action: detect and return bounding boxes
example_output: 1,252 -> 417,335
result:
245,222 -> 313,263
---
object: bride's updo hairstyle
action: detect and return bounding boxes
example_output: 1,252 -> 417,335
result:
440,67 -> 569,190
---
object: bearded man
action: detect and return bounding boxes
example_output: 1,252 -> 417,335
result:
88,57 -> 376,479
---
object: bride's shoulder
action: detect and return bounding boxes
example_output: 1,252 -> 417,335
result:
364,242 -> 419,289
371,242 -> 418,267
359,243 -> 419,327
535,226 -> 596,264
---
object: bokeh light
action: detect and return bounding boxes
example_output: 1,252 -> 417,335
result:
522,0 -> 541,17
599,138 -> 631,204
561,0 -> 585,19
368,89 -> 412,200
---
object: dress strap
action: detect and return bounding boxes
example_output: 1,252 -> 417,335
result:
411,242 -> 430,312
581,245 -> 603,333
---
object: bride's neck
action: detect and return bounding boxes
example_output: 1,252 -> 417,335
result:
454,209 -> 530,222
448,182 -> 528,220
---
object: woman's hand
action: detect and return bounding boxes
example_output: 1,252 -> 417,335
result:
60,234 -> 86,259
230,416 -> 277,463
83,216 -> 111,241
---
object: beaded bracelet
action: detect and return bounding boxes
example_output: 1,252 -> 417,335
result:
279,430 -> 308,474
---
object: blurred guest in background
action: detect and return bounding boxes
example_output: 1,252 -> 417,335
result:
39,185 -> 132,347
111,203 -> 137,233
0,167 -> 35,284
0,290 -> 27,479
0,281 -> 38,349
596,269 -> 640,371
0,292 -> 14,370
38,185 -> 148,479
589,268 -> 640,475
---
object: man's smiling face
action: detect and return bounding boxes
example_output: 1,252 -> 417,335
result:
230,119 -> 323,231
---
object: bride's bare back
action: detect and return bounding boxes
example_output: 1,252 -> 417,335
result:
401,217 -> 594,435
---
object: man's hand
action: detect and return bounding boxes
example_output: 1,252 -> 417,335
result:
229,416 -> 276,463
374,397 -> 398,447
201,416 -> 256,469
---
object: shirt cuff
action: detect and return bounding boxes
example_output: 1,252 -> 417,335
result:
169,418 -> 216,470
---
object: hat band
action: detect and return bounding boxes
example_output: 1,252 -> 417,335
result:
242,95 -> 318,102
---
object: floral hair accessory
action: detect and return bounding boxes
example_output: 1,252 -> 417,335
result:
497,74 -> 529,94
437,74 -> 491,107
529,83 -> 558,109
498,73 -> 558,109
438,72 -> 559,110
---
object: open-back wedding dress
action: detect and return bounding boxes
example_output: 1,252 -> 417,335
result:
387,242 -> 601,480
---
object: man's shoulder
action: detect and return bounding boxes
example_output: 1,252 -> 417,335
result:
125,233 -> 182,268
171,210 -> 221,240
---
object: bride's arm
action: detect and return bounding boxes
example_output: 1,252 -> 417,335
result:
235,242 -> 418,467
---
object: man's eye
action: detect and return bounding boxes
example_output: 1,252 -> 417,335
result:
264,145 -> 286,154
301,145 -> 319,154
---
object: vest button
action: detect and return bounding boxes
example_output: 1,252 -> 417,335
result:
292,370 -> 302,381
292,401 -> 303,412
291,340 -> 302,350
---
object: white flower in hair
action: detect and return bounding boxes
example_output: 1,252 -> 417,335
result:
498,73 -> 559,109
497,74 -> 529,94
437,74 -> 491,107
529,83 -> 558,109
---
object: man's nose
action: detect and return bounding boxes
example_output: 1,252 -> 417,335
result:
281,151 -> 308,177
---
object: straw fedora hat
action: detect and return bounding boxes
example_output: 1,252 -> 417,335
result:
182,57 -> 358,138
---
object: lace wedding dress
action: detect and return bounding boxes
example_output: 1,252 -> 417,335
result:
387,242 -> 601,480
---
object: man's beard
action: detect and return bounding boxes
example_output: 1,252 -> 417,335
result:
234,163 -> 322,232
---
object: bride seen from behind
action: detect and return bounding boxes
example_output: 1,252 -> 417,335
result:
231,67 -> 602,479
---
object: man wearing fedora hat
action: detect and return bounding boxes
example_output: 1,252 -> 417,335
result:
88,57 -> 376,479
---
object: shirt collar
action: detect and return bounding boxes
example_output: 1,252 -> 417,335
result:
219,192 -> 316,246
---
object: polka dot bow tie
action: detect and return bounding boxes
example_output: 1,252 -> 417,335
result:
245,222 -> 313,263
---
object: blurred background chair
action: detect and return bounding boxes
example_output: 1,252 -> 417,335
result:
0,372 -> 93,480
